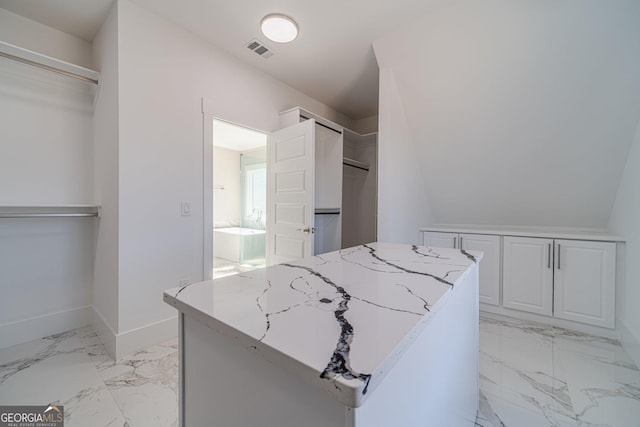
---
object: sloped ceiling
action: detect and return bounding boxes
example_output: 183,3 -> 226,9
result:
374,0 -> 640,228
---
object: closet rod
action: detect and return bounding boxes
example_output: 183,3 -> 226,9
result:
315,208 -> 341,215
300,115 -> 342,135
0,50 -> 99,85
0,213 -> 99,219
343,162 -> 369,172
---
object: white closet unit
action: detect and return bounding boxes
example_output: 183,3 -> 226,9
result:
277,107 -> 377,256
342,129 -> 377,248
0,42 -> 100,348
313,120 -> 343,254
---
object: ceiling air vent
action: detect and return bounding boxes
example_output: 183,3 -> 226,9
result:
246,39 -> 275,59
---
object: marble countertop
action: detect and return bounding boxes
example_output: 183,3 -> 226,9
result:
164,242 -> 481,407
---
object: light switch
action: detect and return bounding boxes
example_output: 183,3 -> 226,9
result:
181,201 -> 192,216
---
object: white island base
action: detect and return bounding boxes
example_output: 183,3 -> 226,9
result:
166,244 -> 480,426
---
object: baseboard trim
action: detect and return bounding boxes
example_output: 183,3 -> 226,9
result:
620,320 -> 640,369
92,306 -> 117,358
0,306 -> 92,349
92,309 -> 178,359
114,316 -> 178,359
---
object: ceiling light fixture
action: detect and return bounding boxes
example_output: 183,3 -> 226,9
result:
261,14 -> 298,43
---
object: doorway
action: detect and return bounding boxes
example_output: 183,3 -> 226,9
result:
212,119 -> 267,279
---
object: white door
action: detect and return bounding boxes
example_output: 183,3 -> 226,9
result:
553,240 -> 616,328
266,120 -> 315,265
422,231 -> 458,248
503,236 -> 554,316
460,234 -> 501,306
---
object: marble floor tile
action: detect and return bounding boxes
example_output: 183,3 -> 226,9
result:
479,315 -> 640,427
561,350 -> 640,426
2,316 -> 639,426
0,328 -> 126,427
97,342 -> 179,427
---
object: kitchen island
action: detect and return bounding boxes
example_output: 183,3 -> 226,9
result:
164,243 -> 481,426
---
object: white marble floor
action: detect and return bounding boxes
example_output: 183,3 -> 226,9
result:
1,316 -> 638,426
478,316 -> 640,427
0,328 -> 178,426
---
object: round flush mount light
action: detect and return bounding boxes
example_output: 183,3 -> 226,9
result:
261,14 -> 298,43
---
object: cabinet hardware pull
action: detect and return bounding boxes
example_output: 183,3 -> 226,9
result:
460,236 -> 463,248
453,237 -> 457,249
557,243 -> 561,269
548,243 -> 551,269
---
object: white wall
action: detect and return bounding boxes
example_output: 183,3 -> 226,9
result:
91,1 -> 120,347
373,0 -> 640,229
0,8 -> 93,69
609,121 -> 640,367
373,67 -> 433,244
0,58 -> 93,205
0,219 -> 94,347
213,147 -> 240,226
102,0 -> 356,354
0,11 -> 95,347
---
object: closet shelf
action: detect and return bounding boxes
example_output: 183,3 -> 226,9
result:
343,157 -> 369,172
0,41 -> 99,85
0,205 -> 101,218
315,208 -> 341,215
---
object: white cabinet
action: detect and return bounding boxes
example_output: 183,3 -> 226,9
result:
421,228 -> 620,331
422,231 -> 457,249
502,236 -> 616,328
461,234 -> 501,307
553,240 -> 616,329
503,237 -> 554,316
421,231 -> 501,306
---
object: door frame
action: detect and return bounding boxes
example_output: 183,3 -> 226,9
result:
201,98 -> 270,280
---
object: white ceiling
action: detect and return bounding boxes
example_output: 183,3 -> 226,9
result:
0,0 -> 448,120
213,119 -> 266,152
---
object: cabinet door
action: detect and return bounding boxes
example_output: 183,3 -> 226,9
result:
421,231 -> 458,249
266,120 -> 315,264
503,236 -> 554,316
460,234 -> 501,306
553,240 -> 616,328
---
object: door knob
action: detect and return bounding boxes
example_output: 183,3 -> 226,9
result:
297,227 -> 314,234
